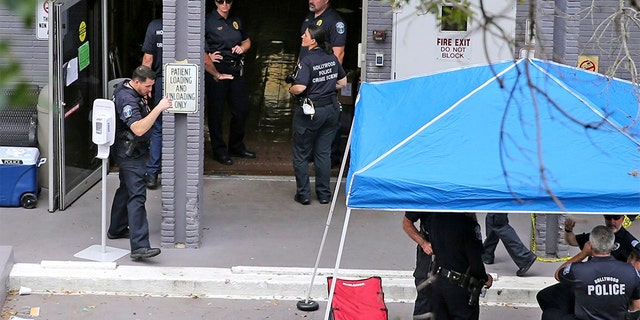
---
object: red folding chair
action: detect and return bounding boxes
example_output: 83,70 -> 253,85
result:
327,276 -> 388,320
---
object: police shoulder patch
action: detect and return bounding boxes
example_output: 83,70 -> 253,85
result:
336,22 -> 345,35
562,264 -> 572,275
123,105 -> 133,119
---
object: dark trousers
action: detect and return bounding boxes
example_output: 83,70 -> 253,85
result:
109,142 -> 151,251
204,67 -> 249,157
430,276 -> 479,320
413,248 -> 432,316
292,104 -> 338,199
482,213 -> 535,268
146,76 -> 163,175
537,283 -> 575,320
330,111 -> 342,166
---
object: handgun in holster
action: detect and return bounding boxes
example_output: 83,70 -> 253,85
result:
122,131 -> 140,157
466,276 -> 486,306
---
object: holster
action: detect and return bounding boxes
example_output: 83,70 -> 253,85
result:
434,266 -> 485,306
467,278 -> 486,306
122,131 -> 142,157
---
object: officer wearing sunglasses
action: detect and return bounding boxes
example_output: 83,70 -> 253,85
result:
537,214 -> 639,319
204,0 -> 256,165
564,215 -> 637,261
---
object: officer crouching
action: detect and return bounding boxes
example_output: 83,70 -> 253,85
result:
427,212 -> 493,320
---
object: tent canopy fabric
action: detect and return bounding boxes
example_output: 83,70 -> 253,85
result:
346,58 -> 640,214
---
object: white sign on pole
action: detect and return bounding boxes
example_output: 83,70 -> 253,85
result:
164,63 -> 199,113
36,0 -> 49,40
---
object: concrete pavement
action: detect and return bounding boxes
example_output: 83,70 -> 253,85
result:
1,174 -> 632,319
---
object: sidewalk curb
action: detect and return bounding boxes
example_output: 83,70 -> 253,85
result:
9,261 -> 551,307
0,246 -> 14,305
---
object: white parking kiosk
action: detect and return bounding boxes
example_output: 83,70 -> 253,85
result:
74,99 -> 129,262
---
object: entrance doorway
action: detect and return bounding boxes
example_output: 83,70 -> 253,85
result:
50,0 -> 106,210
108,0 -> 362,175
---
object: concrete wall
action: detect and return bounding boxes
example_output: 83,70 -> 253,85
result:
0,4 -> 48,89
159,0 -> 205,249
368,0 -> 639,83
364,0 -> 393,82
577,0 -> 640,79
514,0 -> 640,78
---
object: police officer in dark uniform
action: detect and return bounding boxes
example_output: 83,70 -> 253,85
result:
204,0 -> 255,165
141,18 -> 163,189
429,212 -> 493,320
566,215 -> 638,262
299,0 -> 346,63
402,211 -> 433,317
299,0 -> 347,167
537,214 -> 639,319
109,65 -> 171,260
288,25 -> 346,205
555,225 -> 640,319
481,212 -> 537,276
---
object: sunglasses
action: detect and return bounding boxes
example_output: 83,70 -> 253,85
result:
215,0 -> 233,4
604,215 -> 623,220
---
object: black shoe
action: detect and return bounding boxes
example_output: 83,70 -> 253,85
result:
130,247 -> 161,260
215,155 -> 233,165
145,173 -> 158,189
107,229 -> 130,239
318,198 -> 330,204
294,194 -> 311,205
516,256 -> 536,276
230,149 -> 256,159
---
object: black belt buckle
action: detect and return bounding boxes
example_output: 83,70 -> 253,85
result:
447,270 -> 461,282
438,267 -> 465,286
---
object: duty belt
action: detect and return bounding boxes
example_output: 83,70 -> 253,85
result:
217,59 -> 241,67
311,97 -> 334,107
435,266 -> 481,289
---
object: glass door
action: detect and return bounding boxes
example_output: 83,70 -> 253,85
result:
51,0 -> 105,210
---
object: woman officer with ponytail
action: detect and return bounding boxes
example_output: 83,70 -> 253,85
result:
288,25 -> 347,205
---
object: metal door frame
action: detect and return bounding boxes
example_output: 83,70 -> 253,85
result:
49,0 -> 107,211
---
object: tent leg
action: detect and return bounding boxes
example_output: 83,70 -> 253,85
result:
323,208 -> 352,320
298,123 -> 354,311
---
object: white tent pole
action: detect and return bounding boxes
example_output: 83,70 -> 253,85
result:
299,120 -> 354,306
323,207 -> 352,320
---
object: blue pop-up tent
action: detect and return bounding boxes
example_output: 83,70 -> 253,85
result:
346,58 -> 639,214
299,59 -> 640,319
306,58 -> 640,319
